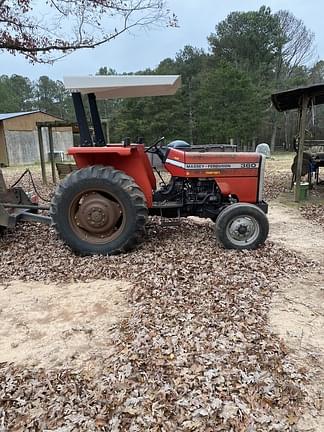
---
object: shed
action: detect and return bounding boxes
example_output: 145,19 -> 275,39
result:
0,111 -> 73,166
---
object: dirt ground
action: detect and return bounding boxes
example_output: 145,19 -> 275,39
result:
268,203 -> 324,431
0,279 -> 130,368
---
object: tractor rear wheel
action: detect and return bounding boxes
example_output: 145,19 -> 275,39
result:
215,203 -> 269,250
50,166 -> 148,255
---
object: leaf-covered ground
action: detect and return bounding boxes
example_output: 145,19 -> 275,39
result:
300,203 -> 324,228
0,224 -> 314,430
0,161 -> 321,431
264,170 -> 290,201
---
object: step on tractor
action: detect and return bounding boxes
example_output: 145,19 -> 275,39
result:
0,75 -> 269,255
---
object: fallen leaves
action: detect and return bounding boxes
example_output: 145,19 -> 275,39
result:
264,170 -> 290,201
0,167 -> 317,431
300,203 -> 324,228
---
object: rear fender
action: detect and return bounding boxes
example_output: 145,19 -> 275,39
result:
68,145 -> 156,206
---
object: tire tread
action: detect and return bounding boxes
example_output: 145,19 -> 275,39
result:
50,165 -> 148,255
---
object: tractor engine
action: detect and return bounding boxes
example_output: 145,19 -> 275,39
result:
153,177 -> 224,218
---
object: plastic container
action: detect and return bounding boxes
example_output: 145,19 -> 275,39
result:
294,182 -> 309,201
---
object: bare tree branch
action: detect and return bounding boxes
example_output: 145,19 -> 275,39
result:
276,10 -> 315,79
0,0 -> 177,63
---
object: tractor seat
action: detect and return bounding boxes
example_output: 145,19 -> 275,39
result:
167,140 -> 191,150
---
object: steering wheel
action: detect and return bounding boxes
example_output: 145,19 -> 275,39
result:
145,136 -> 165,153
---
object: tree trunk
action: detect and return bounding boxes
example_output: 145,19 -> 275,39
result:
270,121 -> 277,153
284,112 -> 289,150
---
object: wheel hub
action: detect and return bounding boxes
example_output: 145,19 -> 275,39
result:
237,224 -> 248,235
75,193 -> 121,234
228,217 -> 258,243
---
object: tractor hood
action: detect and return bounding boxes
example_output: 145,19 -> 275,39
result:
63,75 -> 181,99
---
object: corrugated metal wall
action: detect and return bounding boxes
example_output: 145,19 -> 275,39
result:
0,123 -> 8,166
0,112 -> 73,166
4,129 -> 73,165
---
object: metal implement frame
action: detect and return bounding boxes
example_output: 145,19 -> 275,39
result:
0,171 -> 51,229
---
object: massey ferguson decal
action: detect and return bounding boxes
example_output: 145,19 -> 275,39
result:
165,159 -> 259,170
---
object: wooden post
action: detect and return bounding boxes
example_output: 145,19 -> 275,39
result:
37,126 -> 47,185
48,126 -> 57,184
294,94 -> 309,202
0,169 -> 7,192
106,120 -> 110,145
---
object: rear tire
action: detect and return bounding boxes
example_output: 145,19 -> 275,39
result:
215,203 -> 269,250
50,166 -> 148,255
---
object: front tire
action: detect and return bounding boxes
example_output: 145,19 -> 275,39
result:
215,203 -> 269,250
50,166 -> 148,256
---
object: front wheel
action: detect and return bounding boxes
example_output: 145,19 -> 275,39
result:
215,203 -> 269,250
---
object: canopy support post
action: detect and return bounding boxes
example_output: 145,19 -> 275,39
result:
72,92 -> 93,147
295,94 -> 309,202
88,93 -> 106,147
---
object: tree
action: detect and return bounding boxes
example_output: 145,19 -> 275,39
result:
309,60 -> 324,84
274,10 -> 315,83
197,64 -> 264,145
208,7 -> 315,149
269,10 -> 314,150
35,76 -> 69,117
173,46 -> 208,143
107,46 -> 208,145
0,74 -> 34,112
208,7 -> 315,87
0,0 -> 177,63
208,6 -> 280,83
97,66 -> 117,76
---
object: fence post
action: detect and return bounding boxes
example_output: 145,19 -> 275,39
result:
48,126 -> 57,184
37,126 -> 47,185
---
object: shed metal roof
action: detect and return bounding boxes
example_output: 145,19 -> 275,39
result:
63,75 -> 181,99
0,110 -> 63,122
0,111 -> 41,121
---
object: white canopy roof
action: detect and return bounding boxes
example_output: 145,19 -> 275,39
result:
63,75 -> 181,99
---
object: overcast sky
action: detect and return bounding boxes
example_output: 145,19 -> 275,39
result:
1,0 -> 324,81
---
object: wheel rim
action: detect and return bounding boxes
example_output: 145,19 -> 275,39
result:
69,189 -> 126,245
225,215 -> 260,247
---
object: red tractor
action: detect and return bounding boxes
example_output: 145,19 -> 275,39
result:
50,75 -> 269,255
0,75 -> 269,254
